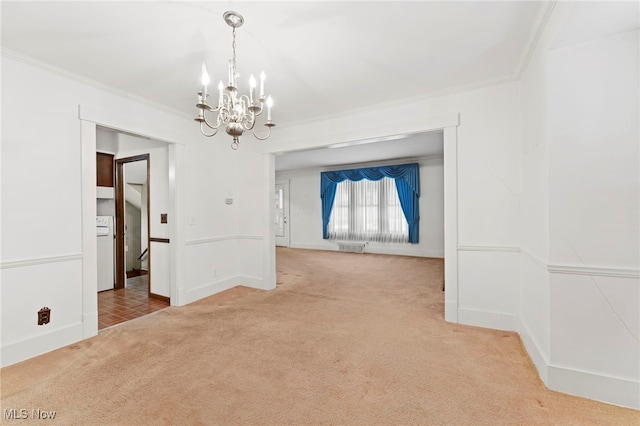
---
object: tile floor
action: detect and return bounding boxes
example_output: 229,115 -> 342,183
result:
98,275 -> 169,330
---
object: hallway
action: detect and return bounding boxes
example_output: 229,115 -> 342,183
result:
98,275 -> 169,330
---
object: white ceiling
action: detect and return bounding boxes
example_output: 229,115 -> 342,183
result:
275,130 -> 443,171
1,1 -> 547,171
1,1 -> 545,126
4,2 -> 637,171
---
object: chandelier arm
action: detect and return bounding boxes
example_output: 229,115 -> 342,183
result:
252,125 -> 272,141
201,112 -> 222,130
241,111 -> 256,131
253,103 -> 264,116
200,121 -> 219,137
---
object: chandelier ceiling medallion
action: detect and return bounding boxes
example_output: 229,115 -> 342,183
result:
195,11 -> 275,150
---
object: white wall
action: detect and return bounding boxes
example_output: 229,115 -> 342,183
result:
275,155 -> 445,258
518,1 -> 639,409
1,52 -> 243,366
239,80 -> 522,330
547,29 -> 639,408
237,3 -> 639,410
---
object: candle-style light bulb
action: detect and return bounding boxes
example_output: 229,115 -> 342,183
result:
266,96 -> 273,121
201,63 -> 210,86
259,71 -> 266,99
249,74 -> 256,103
218,80 -> 224,106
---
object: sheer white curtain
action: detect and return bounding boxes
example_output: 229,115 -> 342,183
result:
328,177 -> 409,243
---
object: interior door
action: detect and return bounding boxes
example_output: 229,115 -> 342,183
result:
275,180 -> 290,247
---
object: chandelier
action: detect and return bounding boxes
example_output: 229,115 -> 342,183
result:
195,11 -> 275,150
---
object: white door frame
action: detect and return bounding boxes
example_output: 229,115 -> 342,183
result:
79,105 -> 185,339
262,113 -> 459,322
275,179 -> 290,247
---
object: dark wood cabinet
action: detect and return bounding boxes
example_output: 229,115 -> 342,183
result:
97,152 -> 114,187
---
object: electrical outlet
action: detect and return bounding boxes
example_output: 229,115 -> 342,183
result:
38,307 -> 51,325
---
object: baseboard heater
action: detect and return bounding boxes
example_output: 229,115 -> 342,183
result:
337,242 -> 366,254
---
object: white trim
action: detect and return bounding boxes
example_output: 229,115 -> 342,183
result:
263,153 -> 278,291
520,249 -> 638,279
443,126 -> 459,323
265,113 -> 460,323
185,235 -> 263,246
288,242 -> 444,258
183,277 -> 238,305
548,364 -> 640,410
2,48 -> 191,121
80,107 -> 185,332
80,120 -> 99,339
1,322 -> 84,368
78,105 -> 185,146
290,242 -> 334,251
0,253 -> 82,269
276,154 -> 444,175
186,236 -> 237,245
457,244 -> 520,253
515,0 -> 558,79
237,235 -> 263,241
548,264 -> 639,279
271,113 -> 460,151
238,275 -> 267,290
517,317 -> 550,383
83,310 -> 98,339
457,308 -> 519,331
520,248 -> 549,269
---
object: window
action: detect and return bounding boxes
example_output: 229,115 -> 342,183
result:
328,177 -> 409,243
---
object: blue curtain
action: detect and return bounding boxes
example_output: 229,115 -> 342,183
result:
320,163 -> 420,243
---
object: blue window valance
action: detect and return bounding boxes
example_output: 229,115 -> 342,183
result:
321,163 -> 420,243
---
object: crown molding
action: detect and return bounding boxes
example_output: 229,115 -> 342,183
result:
514,0 -> 558,79
1,47 -> 193,121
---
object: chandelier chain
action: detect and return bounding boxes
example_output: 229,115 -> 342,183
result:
231,26 -> 237,78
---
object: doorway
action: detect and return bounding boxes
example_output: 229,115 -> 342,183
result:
263,115 -> 459,320
80,107 -> 183,340
115,154 -> 150,290
275,179 -> 290,247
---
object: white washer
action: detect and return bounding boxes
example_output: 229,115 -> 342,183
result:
96,216 -> 115,292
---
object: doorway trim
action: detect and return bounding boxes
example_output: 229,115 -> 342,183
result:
263,113 -> 460,322
79,105 -> 185,340
115,154 -> 150,291
275,179 -> 290,247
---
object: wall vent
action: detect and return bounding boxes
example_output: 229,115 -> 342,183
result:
337,242 -> 366,254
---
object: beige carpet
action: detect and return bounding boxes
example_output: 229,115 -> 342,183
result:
1,248 -> 638,425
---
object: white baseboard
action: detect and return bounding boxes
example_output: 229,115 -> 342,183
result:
365,247 -> 445,258
183,277 -> 238,305
444,300 -> 458,322
548,365 -> 640,410
290,242 -> 333,251
1,323 -> 84,367
457,308 -> 519,331
183,275 -> 272,305
517,318 -> 549,383
289,242 -> 444,258
516,317 -> 639,409
238,275 -> 272,290
83,310 -> 98,339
